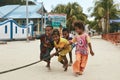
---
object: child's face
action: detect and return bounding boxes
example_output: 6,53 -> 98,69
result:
45,27 -> 52,36
52,34 -> 60,44
75,26 -> 83,34
63,31 -> 69,39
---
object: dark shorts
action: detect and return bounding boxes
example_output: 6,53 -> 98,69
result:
40,49 -> 51,61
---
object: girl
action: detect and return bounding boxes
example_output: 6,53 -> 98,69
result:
51,29 -> 71,71
38,26 -> 54,70
71,21 -> 94,75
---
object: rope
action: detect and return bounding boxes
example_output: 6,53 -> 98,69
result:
0,47 -> 64,75
0,44 -> 74,75
0,60 -> 41,74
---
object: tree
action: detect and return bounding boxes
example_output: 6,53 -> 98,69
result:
51,2 -> 87,31
90,0 -> 120,33
0,0 -> 34,6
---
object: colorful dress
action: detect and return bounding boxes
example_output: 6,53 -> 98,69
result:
72,33 -> 90,73
39,34 -> 54,61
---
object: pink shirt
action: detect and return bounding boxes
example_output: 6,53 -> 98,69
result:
73,33 -> 90,55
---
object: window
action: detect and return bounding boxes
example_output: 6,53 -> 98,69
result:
28,28 -> 30,33
5,25 -> 7,34
15,27 -> 17,34
22,29 -> 24,34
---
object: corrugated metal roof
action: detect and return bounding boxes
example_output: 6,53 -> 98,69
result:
0,13 -> 2,18
0,5 -> 43,19
0,5 -> 20,18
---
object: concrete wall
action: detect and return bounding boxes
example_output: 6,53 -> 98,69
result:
0,19 -> 33,40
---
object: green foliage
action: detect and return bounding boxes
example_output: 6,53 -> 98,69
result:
51,2 -> 87,31
90,0 -> 120,33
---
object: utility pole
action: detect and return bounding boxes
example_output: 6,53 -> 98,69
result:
26,0 -> 29,42
41,2 -> 44,34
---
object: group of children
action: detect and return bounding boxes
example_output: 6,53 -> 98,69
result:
39,20 -> 94,76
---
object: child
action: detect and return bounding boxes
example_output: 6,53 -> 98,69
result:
71,21 -> 94,75
38,26 -> 54,70
51,29 -> 71,71
62,28 -> 73,66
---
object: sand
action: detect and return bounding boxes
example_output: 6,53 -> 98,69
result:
0,36 -> 120,80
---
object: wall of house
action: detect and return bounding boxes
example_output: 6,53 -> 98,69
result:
15,18 -> 42,35
0,19 -> 33,40
0,20 -> 11,40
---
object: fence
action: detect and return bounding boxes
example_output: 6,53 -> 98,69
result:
102,33 -> 120,45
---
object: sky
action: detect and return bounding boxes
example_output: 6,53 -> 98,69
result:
33,0 -> 120,20
37,0 -> 94,15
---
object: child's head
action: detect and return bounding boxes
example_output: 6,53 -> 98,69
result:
73,20 -> 85,34
45,26 -> 53,36
62,28 -> 69,39
52,29 -> 60,43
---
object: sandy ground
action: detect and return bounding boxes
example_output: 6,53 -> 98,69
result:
0,36 -> 120,80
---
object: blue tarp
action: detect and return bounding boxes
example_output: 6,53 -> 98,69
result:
110,19 -> 120,23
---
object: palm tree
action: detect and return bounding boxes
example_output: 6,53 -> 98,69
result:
90,0 -> 120,33
52,4 -> 66,13
51,2 -> 87,31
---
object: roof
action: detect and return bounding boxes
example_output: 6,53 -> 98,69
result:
0,5 -> 20,18
0,4 -> 45,19
48,13 -> 67,18
0,13 -> 2,18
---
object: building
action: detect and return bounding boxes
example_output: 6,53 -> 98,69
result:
0,19 -> 33,40
0,4 -> 47,35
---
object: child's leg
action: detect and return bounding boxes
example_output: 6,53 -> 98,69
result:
46,60 -> 51,70
62,56 -> 68,71
80,55 -> 88,72
58,55 -> 65,67
69,51 -> 73,66
73,53 -> 82,73
58,55 -> 68,71
41,49 -> 51,69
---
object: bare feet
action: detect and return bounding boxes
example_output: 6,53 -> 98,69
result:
78,72 -> 83,75
64,64 -> 68,71
46,65 -> 51,70
74,72 -> 83,77
46,63 -> 51,70
68,62 -> 73,66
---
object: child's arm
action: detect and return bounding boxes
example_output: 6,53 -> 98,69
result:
54,48 -> 59,56
50,48 -> 61,58
50,44 -> 70,58
87,35 -> 94,56
88,43 -> 94,56
69,37 -> 76,45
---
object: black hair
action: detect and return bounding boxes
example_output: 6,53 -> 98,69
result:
46,25 -> 53,29
62,28 -> 69,33
73,20 -> 85,31
52,29 -> 60,36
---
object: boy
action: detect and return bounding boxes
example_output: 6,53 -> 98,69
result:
62,28 -> 73,66
37,26 -> 54,70
51,29 -> 71,71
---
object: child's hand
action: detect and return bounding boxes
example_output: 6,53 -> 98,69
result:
90,50 -> 94,56
69,40 -> 73,45
54,53 -> 59,56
